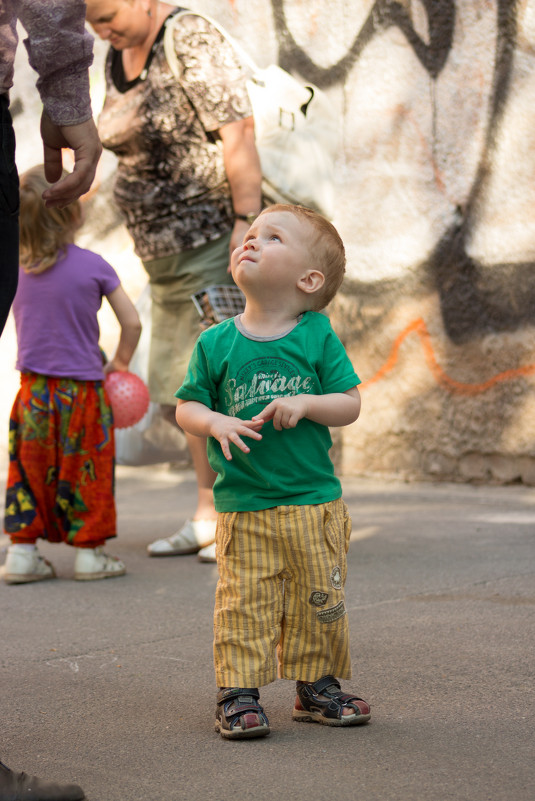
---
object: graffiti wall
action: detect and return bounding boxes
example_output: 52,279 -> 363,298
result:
225,0 -> 535,484
8,0 -> 534,485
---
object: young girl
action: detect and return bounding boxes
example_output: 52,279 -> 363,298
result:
2,165 -> 142,584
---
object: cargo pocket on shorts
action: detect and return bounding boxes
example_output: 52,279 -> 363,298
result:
216,511 -> 238,557
323,500 -> 351,586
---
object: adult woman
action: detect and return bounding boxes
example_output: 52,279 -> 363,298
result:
86,0 -> 263,561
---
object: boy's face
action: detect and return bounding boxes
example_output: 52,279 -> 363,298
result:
231,211 -> 314,298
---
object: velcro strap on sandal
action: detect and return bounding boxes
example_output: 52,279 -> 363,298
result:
314,675 -> 341,695
298,675 -> 341,698
217,687 -> 259,706
225,699 -> 259,715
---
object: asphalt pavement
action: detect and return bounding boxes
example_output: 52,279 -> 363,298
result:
1,465 -> 534,801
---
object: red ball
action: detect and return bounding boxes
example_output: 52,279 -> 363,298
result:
104,371 -> 150,429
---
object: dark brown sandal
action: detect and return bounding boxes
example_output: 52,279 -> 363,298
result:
293,675 -> 371,726
215,687 -> 271,739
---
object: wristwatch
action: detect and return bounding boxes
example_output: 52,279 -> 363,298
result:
234,211 -> 259,225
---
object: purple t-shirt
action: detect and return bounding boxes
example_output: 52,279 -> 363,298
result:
13,244 -> 120,381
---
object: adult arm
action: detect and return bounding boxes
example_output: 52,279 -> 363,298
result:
219,116 -> 263,255
18,0 -> 101,206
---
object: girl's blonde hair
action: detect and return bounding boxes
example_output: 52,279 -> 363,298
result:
19,165 -> 83,274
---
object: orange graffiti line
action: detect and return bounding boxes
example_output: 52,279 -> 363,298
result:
361,318 -> 535,396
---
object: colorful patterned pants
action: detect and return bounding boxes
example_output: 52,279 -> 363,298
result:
214,499 -> 352,687
4,373 -> 116,547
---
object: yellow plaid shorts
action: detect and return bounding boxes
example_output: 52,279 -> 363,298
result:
213,498 -> 352,687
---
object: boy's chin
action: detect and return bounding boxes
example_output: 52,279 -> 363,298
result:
231,273 -> 247,292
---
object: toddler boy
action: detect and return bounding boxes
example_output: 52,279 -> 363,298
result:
175,204 -> 370,738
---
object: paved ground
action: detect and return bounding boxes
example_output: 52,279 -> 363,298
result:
1,465 -> 534,801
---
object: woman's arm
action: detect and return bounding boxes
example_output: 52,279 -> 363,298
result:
219,117 -> 263,255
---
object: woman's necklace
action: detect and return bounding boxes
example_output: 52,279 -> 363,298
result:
138,1 -> 170,81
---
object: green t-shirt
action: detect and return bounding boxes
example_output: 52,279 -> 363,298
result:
175,311 -> 360,512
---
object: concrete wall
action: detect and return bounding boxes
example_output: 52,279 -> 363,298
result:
5,0 -> 535,485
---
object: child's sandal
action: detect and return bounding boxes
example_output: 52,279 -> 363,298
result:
293,675 -> 371,726
215,687 -> 271,739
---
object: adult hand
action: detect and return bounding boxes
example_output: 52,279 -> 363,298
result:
40,111 -> 102,208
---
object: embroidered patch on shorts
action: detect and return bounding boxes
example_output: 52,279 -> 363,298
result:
330,566 -> 343,590
316,600 -> 346,623
309,591 -> 329,607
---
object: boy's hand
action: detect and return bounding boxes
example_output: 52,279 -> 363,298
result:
211,416 -> 264,460
253,396 -> 309,431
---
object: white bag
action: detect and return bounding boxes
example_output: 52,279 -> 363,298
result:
163,10 -> 339,219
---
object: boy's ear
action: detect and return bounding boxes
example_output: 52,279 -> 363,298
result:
297,269 -> 325,294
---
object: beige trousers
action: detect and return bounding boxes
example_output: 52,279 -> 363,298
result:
213,499 -> 352,688
143,233 -> 233,404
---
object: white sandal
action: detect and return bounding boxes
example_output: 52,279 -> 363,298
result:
74,547 -> 126,581
3,545 -> 56,585
147,519 -> 216,557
